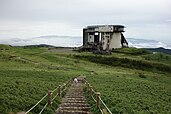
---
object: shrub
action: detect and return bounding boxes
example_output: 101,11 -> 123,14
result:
73,55 -> 171,73
113,48 -> 152,55
138,73 -> 146,78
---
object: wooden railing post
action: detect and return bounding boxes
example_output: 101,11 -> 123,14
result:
66,81 -> 69,87
85,81 -> 87,87
63,83 -> 66,90
58,85 -> 61,97
83,78 -> 86,84
96,92 -> 100,108
90,86 -> 93,95
48,90 -> 52,107
87,83 -> 90,92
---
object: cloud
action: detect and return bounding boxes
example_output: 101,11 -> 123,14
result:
0,21 -> 82,38
0,0 -> 171,45
0,0 -> 170,23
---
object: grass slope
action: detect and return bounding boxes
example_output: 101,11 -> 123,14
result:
0,45 -> 171,114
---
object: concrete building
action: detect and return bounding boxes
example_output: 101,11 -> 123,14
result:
83,25 -> 128,51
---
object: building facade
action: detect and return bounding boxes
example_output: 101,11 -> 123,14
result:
83,25 -> 128,51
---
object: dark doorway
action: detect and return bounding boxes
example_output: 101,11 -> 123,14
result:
94,32 -> 99,43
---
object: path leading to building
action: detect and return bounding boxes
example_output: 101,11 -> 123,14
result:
55,77 -> 92,114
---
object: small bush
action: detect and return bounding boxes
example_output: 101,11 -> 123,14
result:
113,48 -> 152,55
73,55 -> 171,73
138,73 -> 146,78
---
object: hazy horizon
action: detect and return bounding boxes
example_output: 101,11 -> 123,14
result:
1,35 -> 171,49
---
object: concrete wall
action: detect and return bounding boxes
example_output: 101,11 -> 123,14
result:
96,26 -> 113,32
83,29 -> 88,46
109,33 -> 122,49
102,33 -> 110,50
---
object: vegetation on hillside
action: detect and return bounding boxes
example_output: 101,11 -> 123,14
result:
112,47 -> 152,55
73,54 -> 171,73
0,44 -> 171,114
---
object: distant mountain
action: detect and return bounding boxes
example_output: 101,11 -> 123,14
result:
22,44 -> 56,48
0,35 -> 170,49
7,35 -> 82,47
127,38 -> 171,49
35,35 -> 81,39
144,47 -> 171,55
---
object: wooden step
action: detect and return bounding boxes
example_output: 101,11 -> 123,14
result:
61,103 -> 90,107
63,97 -> 86,100
64,100 -> 88,104
56,110 -> 91,114
58,106 -> 91,111
56,79 -> 91,114
65,96 -> 85,98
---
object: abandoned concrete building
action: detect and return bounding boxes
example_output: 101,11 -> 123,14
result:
83,25 -> 128,51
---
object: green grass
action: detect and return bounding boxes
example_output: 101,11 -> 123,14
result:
86,72 -> 171,114
142,52 -> 171,64
0,69 -> 80,114
0,45 -> 81,114
73,54 -> 171,73
0,70 -> 73,113
0,44 -> 171,114
112,47 -> 152,55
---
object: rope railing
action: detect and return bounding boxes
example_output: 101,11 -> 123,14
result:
84,79 -> 113,114
25,94 -> 48,114
25,79 -> 72,114
38,103 -> 48,114
99,97 -> 113,114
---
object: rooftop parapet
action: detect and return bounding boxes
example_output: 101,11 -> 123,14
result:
84,25 -> 125,32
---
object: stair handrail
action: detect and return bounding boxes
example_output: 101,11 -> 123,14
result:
25,78 -> 72,114
84,79 -> 113,114
25,93 -> 48,114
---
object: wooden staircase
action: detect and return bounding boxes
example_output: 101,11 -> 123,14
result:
56,78 -> 92,114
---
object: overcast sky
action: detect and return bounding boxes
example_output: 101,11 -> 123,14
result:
0,0 -> 171,45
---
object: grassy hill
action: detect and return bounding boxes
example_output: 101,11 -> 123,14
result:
0,44 -> 171,114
